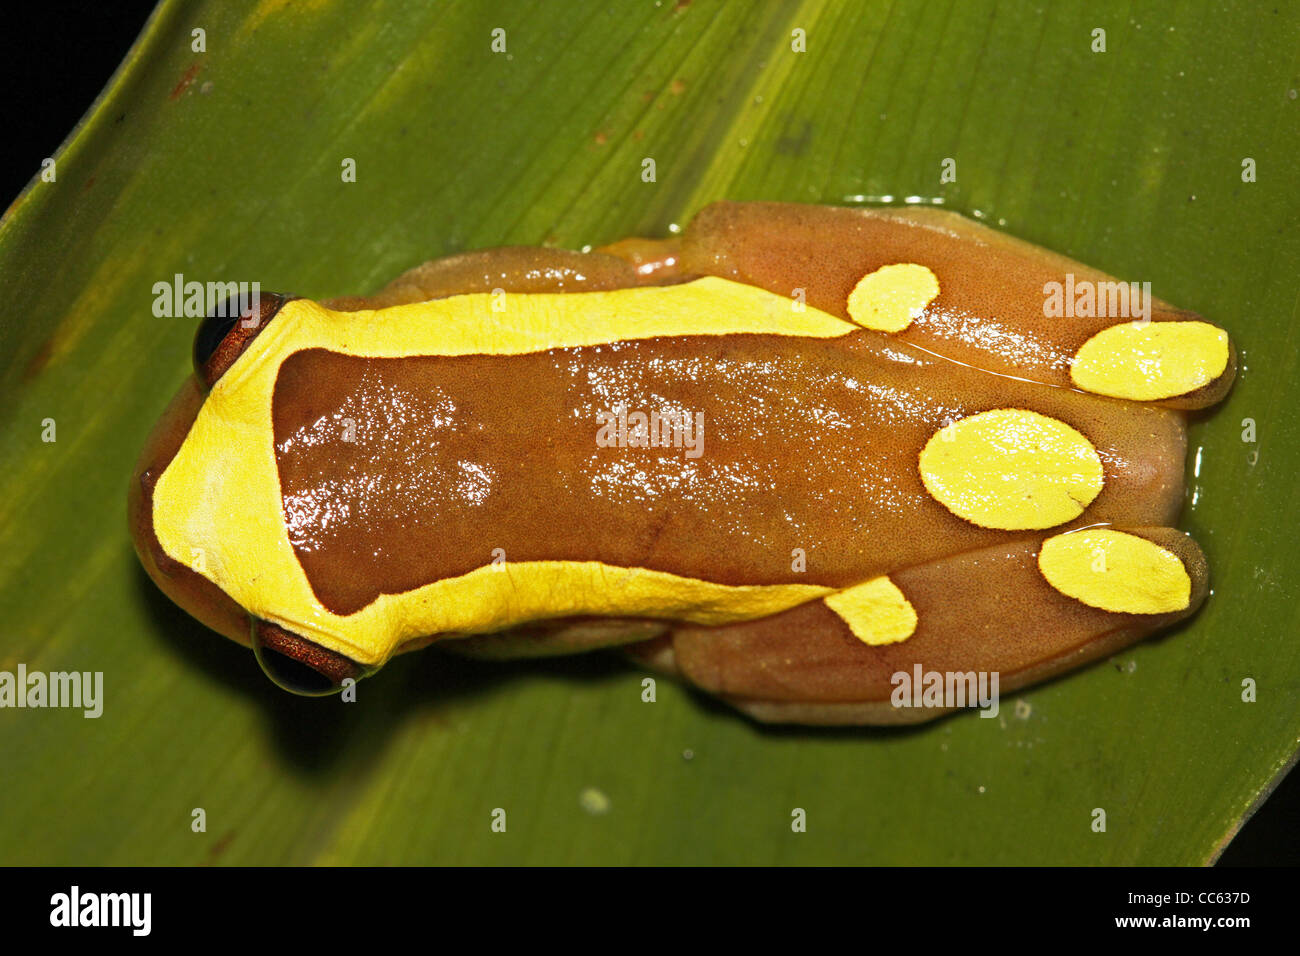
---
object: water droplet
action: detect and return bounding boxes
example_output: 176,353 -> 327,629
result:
579,787 -> 611,816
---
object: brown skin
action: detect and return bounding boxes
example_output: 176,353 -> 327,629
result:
130,202 -> 1229,720
273,332 -> 1185,616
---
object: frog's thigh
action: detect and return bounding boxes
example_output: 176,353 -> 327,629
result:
626,526 -> 1206,726
679,201 -> 1234,409
624,636 -> 938,726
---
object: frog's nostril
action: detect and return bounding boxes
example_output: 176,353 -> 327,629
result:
251,620 -> 363,696
193,291 -> 291,389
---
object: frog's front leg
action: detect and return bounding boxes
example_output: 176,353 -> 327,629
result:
442,617 -> 669,660
628,525 -> 1208,725
325,238 -> 684,311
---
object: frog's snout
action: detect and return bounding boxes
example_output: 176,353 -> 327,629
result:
193,291 -> 291,389
251,620 -> 367,697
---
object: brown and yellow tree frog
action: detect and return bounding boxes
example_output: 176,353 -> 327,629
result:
129,202 -> 1234,724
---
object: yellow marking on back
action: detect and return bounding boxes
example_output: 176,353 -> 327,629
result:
846,263 -> 940,332
1037,528 -> 1191,614
1070,320 -> 1229,400
918,409 -> 1104,530
153,278 -> 856,665
824,576 -> 917,645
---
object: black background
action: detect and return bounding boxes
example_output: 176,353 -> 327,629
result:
0,0 -> 1294,867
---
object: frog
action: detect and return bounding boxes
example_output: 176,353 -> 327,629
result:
128,201 -> 1235,724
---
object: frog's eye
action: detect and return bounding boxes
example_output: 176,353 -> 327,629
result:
193,292 -> 290,389
251,620 -> 365,696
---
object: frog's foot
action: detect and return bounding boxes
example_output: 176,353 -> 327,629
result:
624,525 -> 1207,726
678,201 -> 1234,410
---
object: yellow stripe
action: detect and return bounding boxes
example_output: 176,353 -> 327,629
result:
153,278 -> 854,664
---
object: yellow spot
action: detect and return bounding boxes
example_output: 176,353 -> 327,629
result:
1071,321 -> 1229,401
918,409 -> 1104,530
152,278 -> 854,665
1038,528 -> 1190,614
846,263 -> 940,332
824,576 -> 917,645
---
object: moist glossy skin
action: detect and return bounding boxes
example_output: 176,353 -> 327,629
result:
129,202 -> 1234,723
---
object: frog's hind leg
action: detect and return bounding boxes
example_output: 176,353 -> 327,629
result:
625,525 -> 1208,726
624,634 -> 931,725
678,201 -> 1235,410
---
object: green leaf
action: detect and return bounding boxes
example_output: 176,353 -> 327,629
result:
1,0 -> 1296,865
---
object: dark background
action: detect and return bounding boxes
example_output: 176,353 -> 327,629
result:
1,0 -> 1293,867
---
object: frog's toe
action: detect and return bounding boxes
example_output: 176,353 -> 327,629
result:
1068,318 -> 1236,408
624,632 -> 679,673
592,237 -> 685,282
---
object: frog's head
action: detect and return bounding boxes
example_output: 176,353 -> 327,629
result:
128,292 -> 366,696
